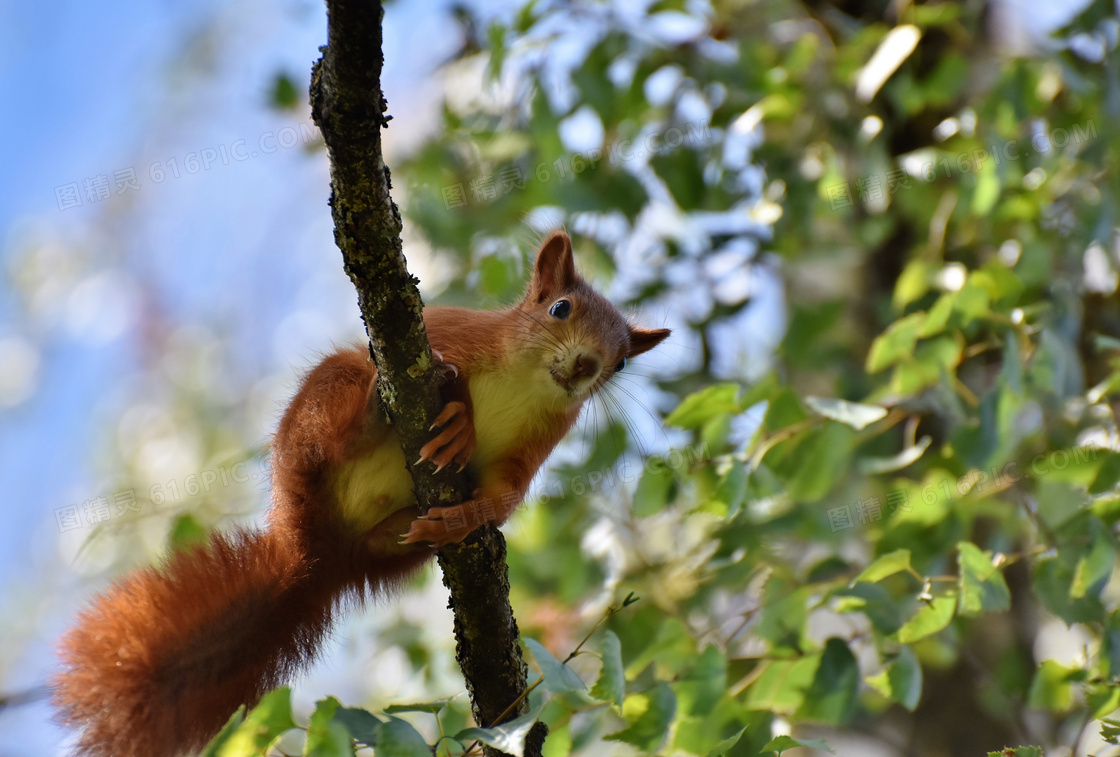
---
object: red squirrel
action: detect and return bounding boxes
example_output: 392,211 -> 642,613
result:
53,231 -> 669,757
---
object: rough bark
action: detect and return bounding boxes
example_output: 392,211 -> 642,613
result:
308,2 -> 543,754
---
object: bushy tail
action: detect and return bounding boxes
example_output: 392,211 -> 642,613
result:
53,529 -> 343,757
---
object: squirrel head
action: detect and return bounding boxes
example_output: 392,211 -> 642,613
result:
513,231 -> 670,404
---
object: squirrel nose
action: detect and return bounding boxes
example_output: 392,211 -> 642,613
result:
571,354 -> 602,382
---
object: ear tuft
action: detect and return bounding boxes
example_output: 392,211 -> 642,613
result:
628,327 -> 671,357
529,232 -> 577,303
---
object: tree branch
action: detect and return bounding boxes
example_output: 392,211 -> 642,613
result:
308,2 -> 544,754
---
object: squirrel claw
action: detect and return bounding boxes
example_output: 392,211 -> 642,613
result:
432,350 -> 460,380
401,517 -> 453,546
419,401 -> 476,472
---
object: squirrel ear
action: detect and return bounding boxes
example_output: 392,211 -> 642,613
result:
628,326 -> 671,357
529,231 -> 577,303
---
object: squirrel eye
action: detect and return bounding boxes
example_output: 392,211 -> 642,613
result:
614,358 -> 626,372
549,299 -> 571,319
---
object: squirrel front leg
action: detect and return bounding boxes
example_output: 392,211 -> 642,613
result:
402,459 -> 532,547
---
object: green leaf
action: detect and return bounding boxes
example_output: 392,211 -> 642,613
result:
1032,329 -> 1082,398
590,630 -> 625,707
971,166 -> 1000,216
215,687 -> 295,757
604,682 -> 676,751
651,148 -> 706,210
705,728 -> 746,757
893,335 -> 964,394
1033,552 -> 1106,623
304,697 -> 352,757
893,259 -> 932,310
270,72 -> 300,110
525,638 -> 587,694
763,388 -> 809,432
955,280 -> 991,323
986,748 -> 1042,757
755,585 -> 810,647
1001,329 -> 1023,394
1070,517 -> 1117,599
332,708 -> 381,746
1101,718 -> 1120,745
454,705 -> 543,757
781,421 -> 856,502
373,718 -> 431,757
478,253 -> 519,298
571,37 -> 620,123
867,313 -> 926,373
541,722 -> 572,757
796,638 -> 858,724
740,372 -> 782,409
1088,684 -> 1120,719
626,614 -> 692,673
916,334 -> 964,375
168,513 -> 210,552
1035,480 -> 1089,531
972,266 -> 1022,302
633,465 -> 673,517
866,645 -> 923,711
665,384 -> 742,429
919,293 -> 956,337
676,645 -> 727,716
1027,660 -> 1078,711
304,724 -> 353,757
486,20 -> 506,80
707,463 -> 747,518
762,735 -> 836,755
745,655 -> 821,714
895,594 -> 956,643
804,396 -> 888,430
1090,452 -> 1120,495
957,542 -> 1011,616
833,583 -> 904,635
854,549 -> 913,584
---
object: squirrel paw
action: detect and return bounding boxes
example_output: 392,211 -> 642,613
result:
416,401 -> 475,473
399,504 -> 473,547
399,490 -> 505,547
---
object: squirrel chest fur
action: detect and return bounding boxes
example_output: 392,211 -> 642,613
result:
331,350 -> 573,534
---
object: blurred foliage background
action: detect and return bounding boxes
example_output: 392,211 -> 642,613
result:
4,0 -> 1120,755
